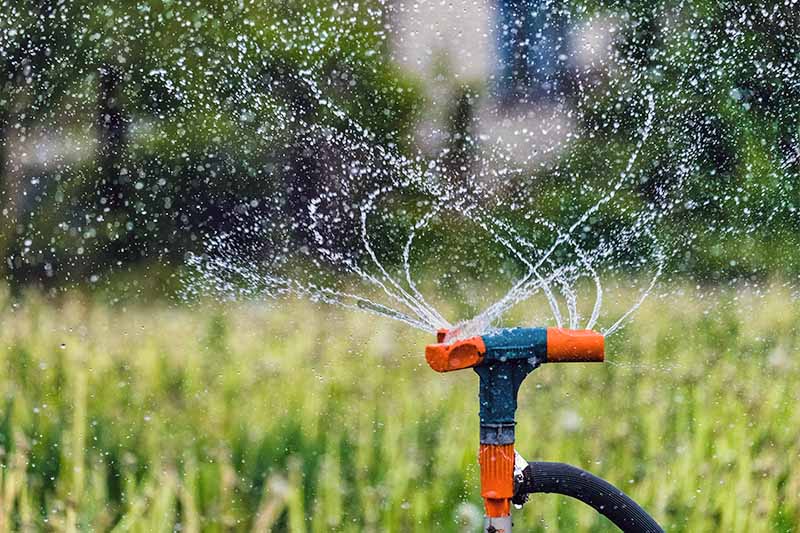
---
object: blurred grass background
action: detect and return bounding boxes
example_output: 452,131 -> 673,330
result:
0,285 -> 798,532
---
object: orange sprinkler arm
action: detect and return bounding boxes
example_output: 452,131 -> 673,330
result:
546,328 -> 605,362
425,336 -> 486,372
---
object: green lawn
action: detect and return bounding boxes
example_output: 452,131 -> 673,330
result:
0,286 -> 798,532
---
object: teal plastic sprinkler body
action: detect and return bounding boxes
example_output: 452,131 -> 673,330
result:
425,327 -> 605,520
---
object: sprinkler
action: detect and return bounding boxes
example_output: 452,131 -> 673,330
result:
426,327 -> 606,531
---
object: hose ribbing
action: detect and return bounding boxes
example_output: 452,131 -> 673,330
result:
518,462 -> 663,533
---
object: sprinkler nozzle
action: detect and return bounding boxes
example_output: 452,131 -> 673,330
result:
426,336 -> 486,372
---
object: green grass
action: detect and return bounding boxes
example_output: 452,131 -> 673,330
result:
0,285 -> 798,532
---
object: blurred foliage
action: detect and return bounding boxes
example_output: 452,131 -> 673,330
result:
0,0 -> 798,296
0,0 -> 421,293
496,0 -> 800,282
0,285 -> 798,530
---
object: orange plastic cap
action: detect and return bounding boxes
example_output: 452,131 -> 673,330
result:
546,328 -> 605,362
425,336 -> 486,373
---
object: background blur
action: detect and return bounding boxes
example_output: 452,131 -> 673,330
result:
1,0 -> 798,297
1,1 -> 800,532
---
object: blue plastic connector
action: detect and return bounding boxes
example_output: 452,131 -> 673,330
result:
476,328 -> 548,445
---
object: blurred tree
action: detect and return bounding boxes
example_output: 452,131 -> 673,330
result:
0,0 -> 421,293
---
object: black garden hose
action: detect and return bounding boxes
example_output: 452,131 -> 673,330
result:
515,462 -> 664,533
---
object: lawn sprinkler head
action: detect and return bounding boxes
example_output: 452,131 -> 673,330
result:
426,327 -> 604,373
424,327 -> 604,520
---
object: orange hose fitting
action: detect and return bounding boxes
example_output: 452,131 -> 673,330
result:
546,328 -> 605,362
479,443 -> 514,517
